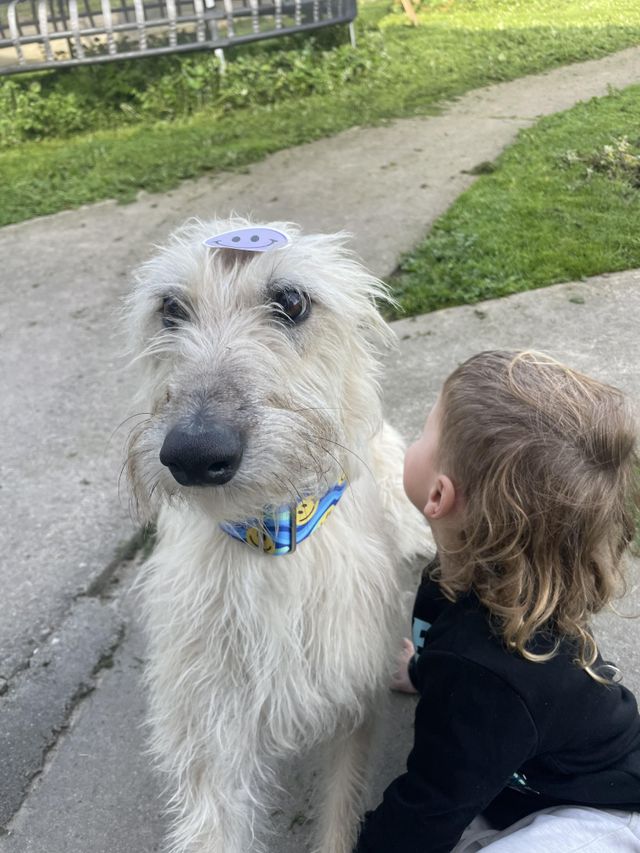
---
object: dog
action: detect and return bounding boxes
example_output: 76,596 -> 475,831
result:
125,218 -> 427,853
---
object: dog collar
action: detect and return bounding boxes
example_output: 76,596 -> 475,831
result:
220,477 -> 347,555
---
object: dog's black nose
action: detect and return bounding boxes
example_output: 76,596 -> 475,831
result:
160,419 -> 244,487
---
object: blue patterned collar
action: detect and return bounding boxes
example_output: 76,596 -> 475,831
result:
220,477 -> 347,555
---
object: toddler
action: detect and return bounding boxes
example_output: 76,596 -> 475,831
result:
354,350 -> 640,853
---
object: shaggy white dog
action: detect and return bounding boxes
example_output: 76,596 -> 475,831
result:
125,218 -> 427,853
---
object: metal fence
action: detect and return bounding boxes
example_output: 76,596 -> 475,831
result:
0,0 -> 357,75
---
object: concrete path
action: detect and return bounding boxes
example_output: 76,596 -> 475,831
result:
2,46 -> 640,852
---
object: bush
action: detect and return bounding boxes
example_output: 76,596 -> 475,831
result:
0,32 -> 388,148
0,80 -> 98,144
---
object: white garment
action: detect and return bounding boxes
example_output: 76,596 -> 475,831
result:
453,806 -> 640,852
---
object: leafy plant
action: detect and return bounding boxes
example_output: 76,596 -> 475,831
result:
0,33 -> 387,147
563,136 -> 640,187
0,80 -> 97,144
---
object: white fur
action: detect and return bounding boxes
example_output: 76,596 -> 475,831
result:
125,218 -> 429,853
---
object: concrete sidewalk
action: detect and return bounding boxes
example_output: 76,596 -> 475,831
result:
2,45 -> 640,852
3,270 -> 640,853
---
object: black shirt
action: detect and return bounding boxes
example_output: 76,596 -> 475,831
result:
354,566 -> 640,853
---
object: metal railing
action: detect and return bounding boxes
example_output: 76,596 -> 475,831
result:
0,0 -> 356,74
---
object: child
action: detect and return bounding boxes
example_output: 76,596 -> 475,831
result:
354,350 -> 640,853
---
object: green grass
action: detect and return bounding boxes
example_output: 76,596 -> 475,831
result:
402,0 -> 640,30
388,84 -> 640,317
2,0 -> 640,225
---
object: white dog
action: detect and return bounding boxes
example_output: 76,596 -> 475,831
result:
125,219 -> 427,853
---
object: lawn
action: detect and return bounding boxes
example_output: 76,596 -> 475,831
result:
2,0 -> 640,225
388,84 -> 640,318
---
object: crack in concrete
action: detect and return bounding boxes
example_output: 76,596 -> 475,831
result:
1,623 -> 127,830
1,527 -> 151,698
85,524 -> 155,599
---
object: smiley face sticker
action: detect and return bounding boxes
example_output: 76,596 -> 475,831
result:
203,227 -> 289,253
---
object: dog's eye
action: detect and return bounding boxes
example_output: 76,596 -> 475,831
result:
271,289 -> 310,324
161,296 -> 189,329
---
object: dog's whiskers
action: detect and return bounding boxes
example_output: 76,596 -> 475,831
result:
306,444 -> 329,479
148,475 -> 163,503
123,418 -> 153,445
309,434 -> 374,481
283,477 -> 304,505
117,455 -> 138,506
111,411 -> 153,442
308,440 -> 348,490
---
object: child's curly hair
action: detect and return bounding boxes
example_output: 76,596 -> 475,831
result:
434,350 -> 639,678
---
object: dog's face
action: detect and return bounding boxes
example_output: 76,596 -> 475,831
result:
125,219 -> 392,521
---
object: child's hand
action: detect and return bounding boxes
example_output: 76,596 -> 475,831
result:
390,638 -> 418,694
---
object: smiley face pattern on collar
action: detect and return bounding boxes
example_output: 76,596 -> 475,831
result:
220,477 -> 348,555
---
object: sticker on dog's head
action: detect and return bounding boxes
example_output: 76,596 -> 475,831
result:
203,227 -> 289,253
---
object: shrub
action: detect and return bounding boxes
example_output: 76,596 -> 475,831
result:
0,32 -> 388,148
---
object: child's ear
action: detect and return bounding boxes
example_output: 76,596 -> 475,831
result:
423,475 -> 456,520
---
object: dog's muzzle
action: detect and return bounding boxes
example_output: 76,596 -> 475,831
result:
160,416 -> 245,487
